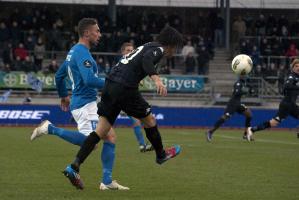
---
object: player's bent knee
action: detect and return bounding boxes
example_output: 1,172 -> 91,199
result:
221,115 -> 230,121
141,114 -> 156,128
270,119 -> 279,127
103,128 -> 117,143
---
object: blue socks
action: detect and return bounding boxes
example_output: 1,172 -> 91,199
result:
48,124 -> 87,146
101,141 -> 115,185
48,124 -> 116,185
133,126 -> 146,146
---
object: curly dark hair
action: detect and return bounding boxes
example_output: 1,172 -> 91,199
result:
156,25 -> 184,48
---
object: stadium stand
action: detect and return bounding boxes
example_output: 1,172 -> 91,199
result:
0,2 -> 299,106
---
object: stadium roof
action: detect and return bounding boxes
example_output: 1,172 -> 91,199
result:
2,0 -> 299,9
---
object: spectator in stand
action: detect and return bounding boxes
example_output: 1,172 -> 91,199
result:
285,43 -> 298,67
2,43 -> 14,65
260,38 -> 268,55
197,46 -> 210,75
254,64 -> 263,78
255,14 -> 266,36
48,23 -> 62,50
214,13 -> 224,47
3,63 -> 13,73
250,45 -> 260,68
278,64 -> 288,94
281,25 -> 289,37
96,57 -> 106,74
0,22 -> 11,45
266,14 -> 277,35
13,56 -> 22,71
14,43 -> 28,61
205,37 -> 215,59
25,36 -> 36,51
290,18 -> 299,36
27,29 -> 37,45
34,38 -> 45,70
185,52 -> 196,74
265,63 -> 278,85
239,41 -> 250,55
23,56 -> 36,73
285,43 -> 298,57
182,40 -> 195,60
10,21 -> 22,46
264,44 -> 272,58
271,37 -> 283,66
243,12 -> 254,35
232,16 -> 246,57
48,59 -> 59,73
278,15 -> 289,30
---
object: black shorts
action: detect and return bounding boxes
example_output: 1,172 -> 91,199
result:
274,101 -> 299,122
97,80 -> 151,125
224,103 -> 247,117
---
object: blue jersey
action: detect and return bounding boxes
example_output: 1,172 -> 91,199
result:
55,43 -> 104,111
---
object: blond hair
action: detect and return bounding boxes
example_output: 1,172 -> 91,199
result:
291,58 -> 299,68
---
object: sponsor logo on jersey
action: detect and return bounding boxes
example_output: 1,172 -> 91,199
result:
0,110 -> 50,119
83,60 -> 92,68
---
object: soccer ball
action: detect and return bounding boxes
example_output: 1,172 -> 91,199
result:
231,54 -> 253,75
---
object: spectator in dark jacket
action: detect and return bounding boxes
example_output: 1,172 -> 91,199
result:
197,46 -> 210,75
185,52 -> 196,74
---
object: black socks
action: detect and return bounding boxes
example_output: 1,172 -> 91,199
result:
245,116 -> 252,128
251,121 -> 271,133
71,131 -> 101,170
144,125 -> 165,159
210,117 -> 226,133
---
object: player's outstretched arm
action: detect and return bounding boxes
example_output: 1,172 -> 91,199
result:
55,61 -> 69,98
150,75 -> 167,96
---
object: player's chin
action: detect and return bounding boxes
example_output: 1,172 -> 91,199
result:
92,39 -> 100,46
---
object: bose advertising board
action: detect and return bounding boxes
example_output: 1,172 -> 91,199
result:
1,104 -> 299,128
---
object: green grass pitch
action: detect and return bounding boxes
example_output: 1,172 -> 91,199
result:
1,127 -> 299,200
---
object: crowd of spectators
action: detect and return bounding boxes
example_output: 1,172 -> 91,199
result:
232,13 -> 299,87
0,5 -> 218,75
0,4 -> 299,80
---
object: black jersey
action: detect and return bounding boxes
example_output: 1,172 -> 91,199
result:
228,78 -> 249,104
282,72 -> 299,103
108,42 -> 164,88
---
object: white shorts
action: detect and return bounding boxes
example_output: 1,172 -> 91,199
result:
71,101 -> 98,136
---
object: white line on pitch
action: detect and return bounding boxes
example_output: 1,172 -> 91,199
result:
217,135 -> 299,145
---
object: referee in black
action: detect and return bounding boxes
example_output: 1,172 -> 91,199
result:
63,26 -> 184,189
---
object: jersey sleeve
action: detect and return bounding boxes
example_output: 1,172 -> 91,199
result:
284,75 -> 299,90
74,50 -> 104,89
55,61 -> 68,98
142,47 -> 164,76
233,80 -> 248,96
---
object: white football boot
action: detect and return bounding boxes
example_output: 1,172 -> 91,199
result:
99,180 -> 130,190
31,120 -> 51,141
246,127 -> 254,141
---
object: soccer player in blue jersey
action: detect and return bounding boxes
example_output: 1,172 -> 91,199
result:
120,42 -> 153,152
31,18 -> 128,190
63,26 -> 183,190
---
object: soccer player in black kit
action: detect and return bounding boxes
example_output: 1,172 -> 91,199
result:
206,75 -> 253,142
247,59 -> 299,140
63,26 -> 184,189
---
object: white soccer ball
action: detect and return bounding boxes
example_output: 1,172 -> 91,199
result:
231,54 -> 253,75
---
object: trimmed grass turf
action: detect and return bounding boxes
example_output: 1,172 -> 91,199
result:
0,127 -> 299,200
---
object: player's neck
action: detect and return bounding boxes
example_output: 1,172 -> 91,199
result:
78,38 -> 91,49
